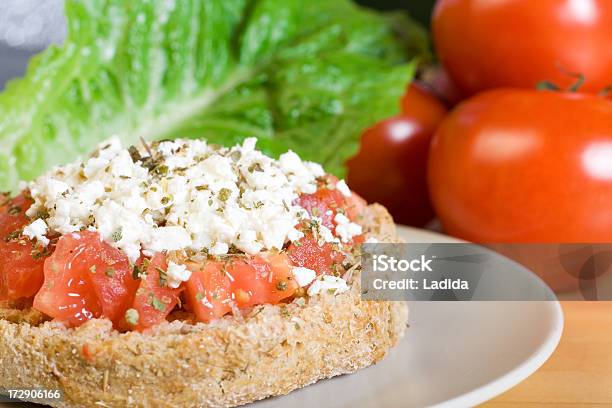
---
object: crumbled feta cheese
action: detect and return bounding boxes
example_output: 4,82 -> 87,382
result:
307,216 -> 340,245
22,219 -> 49,246
335,179 -> 352,197
334,213 -> 350,225
210,242 -> 229,255
24,137 -> 327,262
334,213 -> 362,243
318,224 -> 339,244
148,227 -> 192,252
292,267 -> 317,287
287,227 -> 305,242
166,262 -> 192,289
307,275 -> 349,296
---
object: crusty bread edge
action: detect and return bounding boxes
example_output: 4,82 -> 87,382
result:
0,204 -> 408,408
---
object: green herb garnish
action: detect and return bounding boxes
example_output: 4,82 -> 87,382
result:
151,296 -> 166,312
132,264 -> 144,280
31,247 -> 51,260
125,308 -> 139,326
155,266 -> 168,287
5,230 -> 22,242
111,227 -> 123,242
218,188 -> 231,202
276,280 -> 288,291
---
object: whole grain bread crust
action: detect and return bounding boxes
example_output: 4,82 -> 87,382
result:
0,204 -> 407,408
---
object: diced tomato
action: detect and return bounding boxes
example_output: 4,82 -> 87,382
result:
185,253 -> 297,323
34,236 -> 102,327
227,253 -> 298,308
184,262 -> 232,323
126,254 -> 183,331
287,232 -> 345,276
0,194 -> 33,237
296,178 -> 366,243
0,241 -> 49,301
296,187 -> 346,229
0,194 -> 50,301
33,231 -> 136,327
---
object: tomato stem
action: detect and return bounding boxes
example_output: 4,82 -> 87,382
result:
598,86 -> 612,97
537,64 -> 587,93
536,81 -> 561,92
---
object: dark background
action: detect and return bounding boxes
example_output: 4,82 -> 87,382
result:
358,0 -> 436,27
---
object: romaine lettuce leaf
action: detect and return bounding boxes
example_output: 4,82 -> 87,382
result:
0,0 -> 427,191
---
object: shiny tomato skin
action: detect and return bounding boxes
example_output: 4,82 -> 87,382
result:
433,0 -> 612,96
347,84 -> 447,227
33,231 -> 135,326
34,233 -> 103,326
184,262 -> 232,323
0,194 -> 49,301
129,254 -> 183,331
428,89 -> 612,243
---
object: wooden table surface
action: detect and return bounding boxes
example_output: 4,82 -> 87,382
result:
484,302 -> 612,407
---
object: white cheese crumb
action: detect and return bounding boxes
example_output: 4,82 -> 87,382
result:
22,219 -> 49,246
334,213 -> 362,243
287,227 -> 305,242
308,216 -> 340,245
210,242 -> 229,256
292,267 -> 317,287
335,179 -> 352,197
24,137 -> 326,262
166,262 -> 192,289
307,275 -> 349,296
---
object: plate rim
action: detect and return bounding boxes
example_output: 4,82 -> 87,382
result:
396,225 -> 565,408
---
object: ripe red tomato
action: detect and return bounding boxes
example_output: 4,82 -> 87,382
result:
127,253 -> 183,331
185,254 -> 297,323
185,261 -> 232,323
296,176 -> 366,228
0,194 -> 33,238
347,84 -> 447,227
433,0 -> 612,96
227,254 -> 298,308
419,65 -> 464,107
287,231 -> 345,276
33,231 -> 136,327
428,89 -> 612,242
0,194 -> 50,301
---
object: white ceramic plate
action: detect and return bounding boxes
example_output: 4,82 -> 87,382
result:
4,226 -> 564,408
252,226 -> 564,408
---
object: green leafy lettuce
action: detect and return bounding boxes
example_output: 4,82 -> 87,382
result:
0,0 -> 428,191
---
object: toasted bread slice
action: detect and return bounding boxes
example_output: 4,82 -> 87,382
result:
0,204 -> 407,408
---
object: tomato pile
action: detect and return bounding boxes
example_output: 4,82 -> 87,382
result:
348,0 -> 612,245
0,181 -> 364,331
